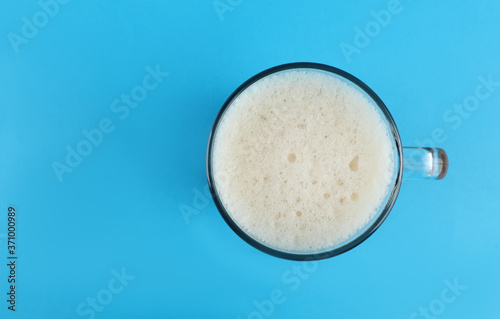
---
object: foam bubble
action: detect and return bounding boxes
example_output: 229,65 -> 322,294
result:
212,69 -> 395,252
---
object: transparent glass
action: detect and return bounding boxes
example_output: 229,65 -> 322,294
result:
403,147 -> 448,180
206,62 -> 448,261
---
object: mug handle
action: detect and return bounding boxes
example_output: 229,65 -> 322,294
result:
403,147 -> 448,180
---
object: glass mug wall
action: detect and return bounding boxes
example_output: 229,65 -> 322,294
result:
206,63 -> 448,261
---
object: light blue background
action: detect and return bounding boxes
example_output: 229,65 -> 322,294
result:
1,1 -> 499,318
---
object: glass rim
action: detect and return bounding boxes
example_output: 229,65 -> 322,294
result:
206,62 -> 403,261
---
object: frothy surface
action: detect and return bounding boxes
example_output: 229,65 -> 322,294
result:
211,69 -> 395,252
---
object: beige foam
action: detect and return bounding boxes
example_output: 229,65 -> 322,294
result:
212,69 -> 395,252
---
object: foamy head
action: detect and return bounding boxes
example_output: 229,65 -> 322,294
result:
211,69 -> 396,253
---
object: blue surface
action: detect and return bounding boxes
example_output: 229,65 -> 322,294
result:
1,1 -> 499,318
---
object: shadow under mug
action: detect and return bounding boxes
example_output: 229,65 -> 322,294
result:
206,62 -> 448,261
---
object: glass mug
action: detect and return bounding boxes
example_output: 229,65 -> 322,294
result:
206,63 -> 448,261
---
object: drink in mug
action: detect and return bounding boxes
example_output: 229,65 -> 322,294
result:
207,63 -> 447,260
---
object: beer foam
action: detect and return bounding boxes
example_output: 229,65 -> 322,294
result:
211,69 -> 395,253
